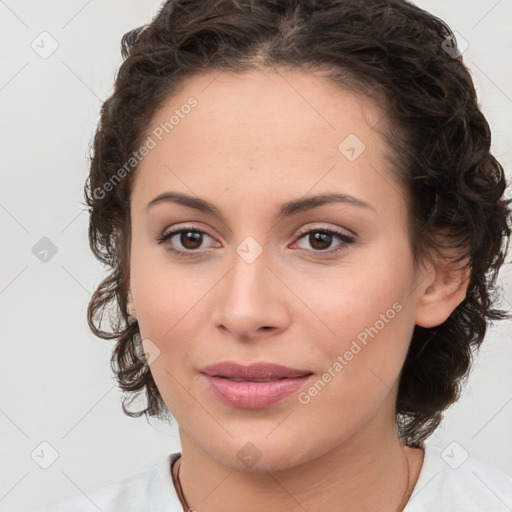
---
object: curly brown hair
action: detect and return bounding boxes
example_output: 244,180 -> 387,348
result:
84,0 -> 511,446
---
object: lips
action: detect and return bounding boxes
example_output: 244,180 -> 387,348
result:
200,362 -> 313,381
199,362 -> 314,409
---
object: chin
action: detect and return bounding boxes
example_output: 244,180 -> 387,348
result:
200,435 -> 319,474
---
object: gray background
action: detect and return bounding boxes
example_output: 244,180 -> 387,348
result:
1,1 -> 511,510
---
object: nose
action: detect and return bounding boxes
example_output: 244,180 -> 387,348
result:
212,244 -> 291,341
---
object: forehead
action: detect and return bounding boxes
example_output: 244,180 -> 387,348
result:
150,66 -> 385,148
131,67 -> 400,217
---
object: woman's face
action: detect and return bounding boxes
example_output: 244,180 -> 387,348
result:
127,67 -> 433,471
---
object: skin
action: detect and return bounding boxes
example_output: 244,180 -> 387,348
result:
126,66 -> 470,511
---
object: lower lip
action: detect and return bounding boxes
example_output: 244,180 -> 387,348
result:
201,374 -> 313,409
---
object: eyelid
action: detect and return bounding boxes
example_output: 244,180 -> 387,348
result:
294,223 -> 356,239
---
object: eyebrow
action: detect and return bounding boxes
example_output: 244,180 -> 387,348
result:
146,191 -> 375,218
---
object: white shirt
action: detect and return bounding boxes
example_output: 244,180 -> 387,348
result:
42,443 -> 512,511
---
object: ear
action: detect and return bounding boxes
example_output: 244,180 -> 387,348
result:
414,256 -> 471,328
127,289 -> 138,320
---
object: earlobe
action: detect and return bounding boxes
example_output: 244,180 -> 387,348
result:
127,290 -> 137,320
414,258 -> 471,328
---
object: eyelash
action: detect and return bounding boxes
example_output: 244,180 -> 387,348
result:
156,225 -> 355,257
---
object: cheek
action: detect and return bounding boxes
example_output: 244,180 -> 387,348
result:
129,240 -> 206,338
298,295 -> 412,428
300,265 -> 414,392
130,262 -> 216,408
299,268 -> 402,343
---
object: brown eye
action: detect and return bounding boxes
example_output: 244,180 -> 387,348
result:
294,228 -> 355,254
308,232 -> 333,251
156,227 -> 215,255
179,231 -> 203,250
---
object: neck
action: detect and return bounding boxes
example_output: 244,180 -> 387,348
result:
175,417 -> 423,512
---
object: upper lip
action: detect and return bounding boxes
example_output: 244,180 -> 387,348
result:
200,362 -> 313,381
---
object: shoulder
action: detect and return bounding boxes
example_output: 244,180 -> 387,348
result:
42,452 -> 183,512
405,443 -> 512,512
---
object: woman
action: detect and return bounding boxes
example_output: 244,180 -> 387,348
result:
44,0 -> 511,510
